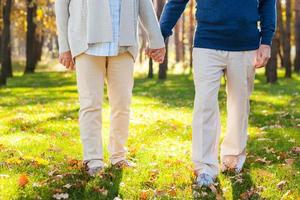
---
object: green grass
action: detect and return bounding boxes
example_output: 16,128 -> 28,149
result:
0,67 -> 299,200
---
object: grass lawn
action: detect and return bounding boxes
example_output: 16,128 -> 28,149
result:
0,67 -> 299,200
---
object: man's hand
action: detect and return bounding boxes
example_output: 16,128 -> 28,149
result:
255,44 -> 271,68
59,51 -> 75,70
145,47 -> 166,64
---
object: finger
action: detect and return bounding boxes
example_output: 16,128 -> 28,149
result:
65,60 -> 71,69
69,61 -> 75,70
145,48 -> 151,57
151,51 -> 161,58
156,56 -> 164,64
255,53 -> 263,68
262,57 -> 270,67
152,54 -> 162,62
59,57 -> 63,65
62,59 -> 67,67
71,60 -> 76,70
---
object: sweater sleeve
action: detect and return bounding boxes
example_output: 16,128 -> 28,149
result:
159,0 -> 189,40
55,0 -> 71,53
259,0 -> 277,46
139,0 -> 165,49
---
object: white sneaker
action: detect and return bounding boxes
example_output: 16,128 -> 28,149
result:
83,159 -> 104,176
87,166 -> 104,176
221,149 -> 246,173
196,173 -> 215,187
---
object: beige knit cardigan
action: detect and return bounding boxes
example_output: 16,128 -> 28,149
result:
55,0 -> 165,59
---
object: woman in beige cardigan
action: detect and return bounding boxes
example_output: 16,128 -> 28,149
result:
55,0 -> 165,176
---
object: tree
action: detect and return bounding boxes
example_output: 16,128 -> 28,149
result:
0,0 -> 13,86
266,31 -> 279,83
156,0 -> 168,79
188,0 -> 194,72
295,0 -> 300,73
174,17 -> 183,63
24,0 -> 38,74
283,0 -> 292,78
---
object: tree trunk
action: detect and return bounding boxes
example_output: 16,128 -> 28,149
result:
158,39 -> 168,79
295,0 -> 300,73
0,34 -> 2,63
174,17 -> 183,63
25,0 -> 38,74
148,58 -> 153,78
266,32 -> 279,83
156,0 -> 168,79
189,0 -> 194,73
283,0 -> 292,78
0,0 -> 13,86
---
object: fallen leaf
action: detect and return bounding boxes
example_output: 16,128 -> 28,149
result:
255,157 -> 271,164
292,147 -> 300,154
240,188 -> 256,200
281,190 -> 291,199
216,192 -> 224,200
93,186 -> 108,195
276,180 -> 286,190
154,189 -> 165,197
48,169 -> 59,176
264,147 -> 275,154
168,186 -> 177,197
209,185 -> 217,193
18,174 -> 29,187
63,184 -> 72,189
0,174 -> 10,179
257,138 -> 271,141
140,190 -> 148,200
52,193 -> 69,200
285,159 -> 294,166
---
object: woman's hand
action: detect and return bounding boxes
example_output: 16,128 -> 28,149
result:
59,51 -> 75,70
145,47 -> 166,64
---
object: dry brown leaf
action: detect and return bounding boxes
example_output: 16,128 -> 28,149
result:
285,159 -> 294,166
52,193 -> 69,200
216,192 -> 224,200
255,157 -> 271,164
63,184 -> 72,189
209,185 -> 217,193
276,180 -> 286,190
240,187 -> 257,200
18,174 -> 29,187
168,186 -> 177,197
93,186 -> 108,195
292,147 -> 300,154
154,189 -> 165,197
140,190 -> 149,200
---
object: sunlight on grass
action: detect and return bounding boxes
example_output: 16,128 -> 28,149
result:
0,70 -> 299,199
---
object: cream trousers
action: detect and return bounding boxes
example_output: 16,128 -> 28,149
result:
192,48 -> 256,177
75,52 -> 134,168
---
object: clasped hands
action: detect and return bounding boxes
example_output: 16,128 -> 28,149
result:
145,47 -> 166,64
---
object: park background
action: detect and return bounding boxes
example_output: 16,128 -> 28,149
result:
0,0 -> 299,199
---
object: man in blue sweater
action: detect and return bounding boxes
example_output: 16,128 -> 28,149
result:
159,0 -> 276,187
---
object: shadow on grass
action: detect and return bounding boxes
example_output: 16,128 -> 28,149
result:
191,177 -> 224,200
16,165 -> 123,200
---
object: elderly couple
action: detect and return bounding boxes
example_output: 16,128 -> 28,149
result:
55,0 -> 276,187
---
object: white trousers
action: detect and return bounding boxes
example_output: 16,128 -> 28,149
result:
192,48 -> 256,177
75,52 -> 134,168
